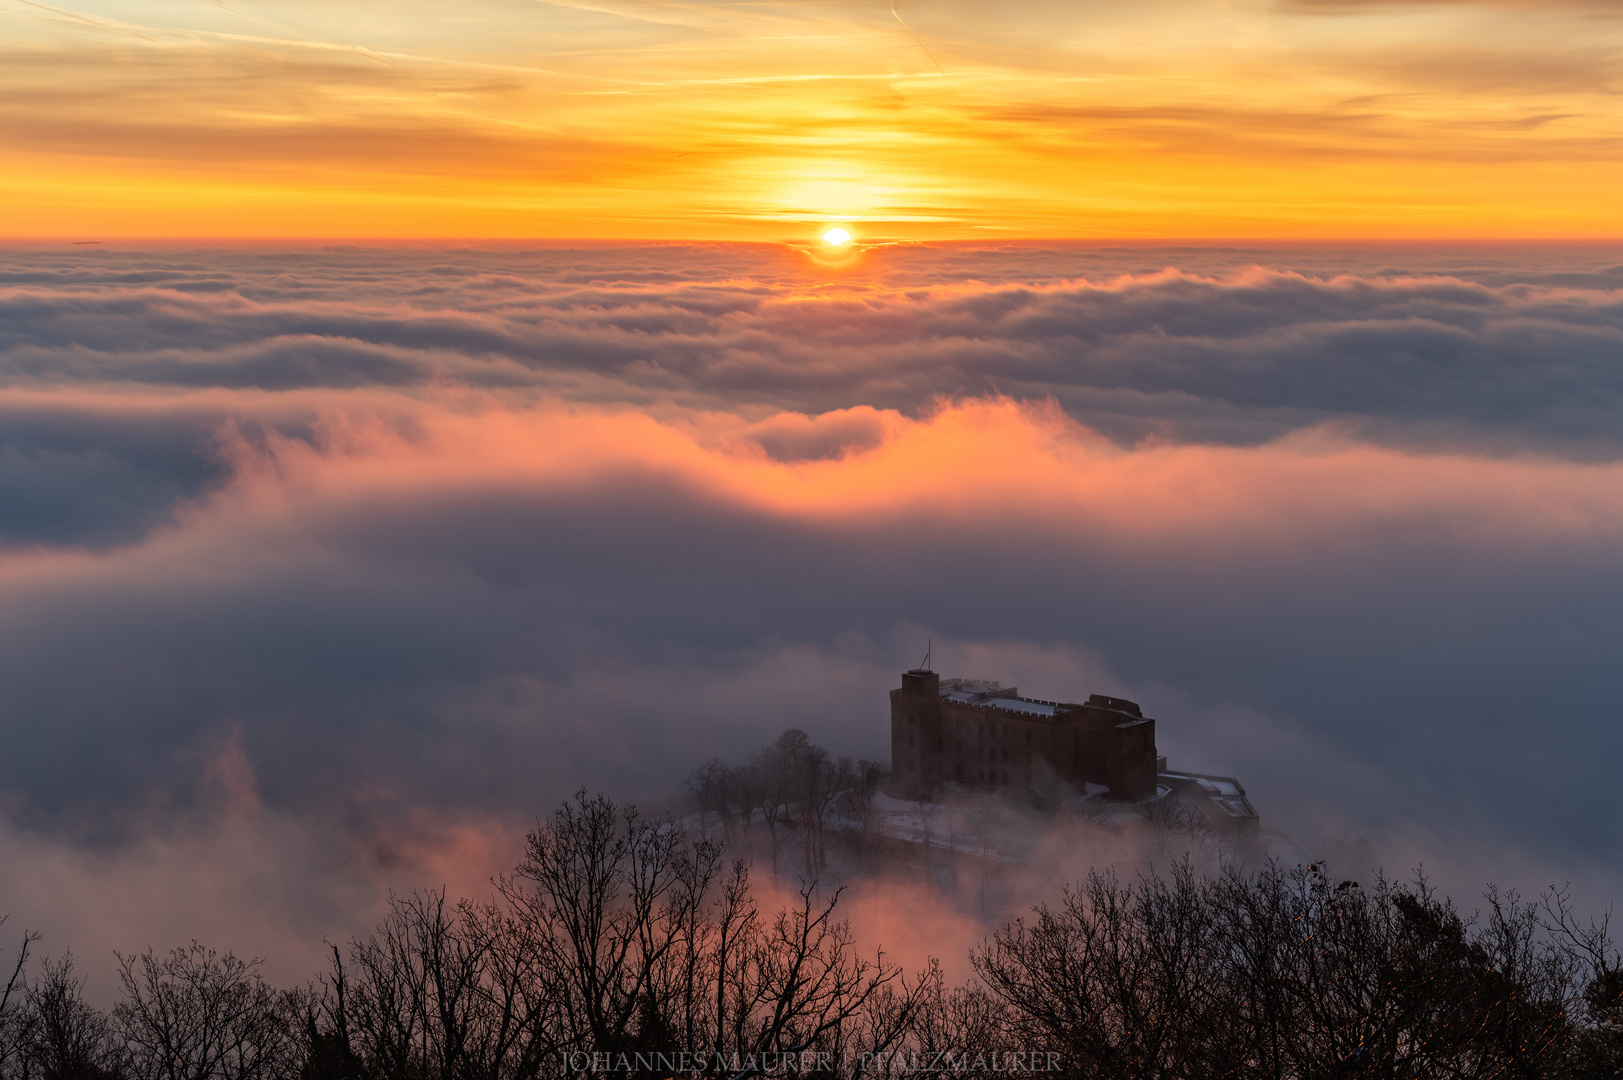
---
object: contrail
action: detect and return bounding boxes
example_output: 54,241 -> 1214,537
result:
8,0 -> 160,42
203,0 -> 403,70
892,0 -> 944,74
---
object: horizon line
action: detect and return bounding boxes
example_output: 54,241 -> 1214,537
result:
7,236 -> 1623,247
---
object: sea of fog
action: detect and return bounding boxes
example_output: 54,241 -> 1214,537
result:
2,239 -> 1622,993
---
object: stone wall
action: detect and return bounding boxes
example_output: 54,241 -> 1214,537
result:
890,671 -> 1158,801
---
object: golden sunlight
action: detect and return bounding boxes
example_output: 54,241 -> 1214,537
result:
2,0 -> 1621,237
822,228 -> 853,246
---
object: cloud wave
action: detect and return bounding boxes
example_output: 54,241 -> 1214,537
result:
3,242 -> 1623,985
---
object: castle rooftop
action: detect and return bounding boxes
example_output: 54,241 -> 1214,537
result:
940,689 -> 1060,716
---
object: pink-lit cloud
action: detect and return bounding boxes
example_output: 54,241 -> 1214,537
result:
3,242 -> 1623,988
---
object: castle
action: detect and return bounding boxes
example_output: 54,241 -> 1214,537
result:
891,668 -> 1159,800
890,668 -> 1259,833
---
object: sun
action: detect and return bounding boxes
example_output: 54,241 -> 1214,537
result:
822,228 -> 853,246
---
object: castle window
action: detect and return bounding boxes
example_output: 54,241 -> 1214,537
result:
1025,751 -> 1032,764
1001,748 -> 1008,762
908,736 -> 914,749
1003,724 -> 1010,738
977,721 -> 983,736
908,715 -> 916,728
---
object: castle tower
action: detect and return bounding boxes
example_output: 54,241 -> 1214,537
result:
890,668 -> 941,794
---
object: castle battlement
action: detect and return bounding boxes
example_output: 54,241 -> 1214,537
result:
890,668 -> 1158,801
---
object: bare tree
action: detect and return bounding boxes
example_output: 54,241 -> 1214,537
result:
967,809 -> 999,915
840,761 -> 885,871
862,974 -> 1015,1079
112,943 -> 294,1080
15,789 -> 1623,1080
0,917 -> 39,1080
749,740 -> 794,886
22,953 -> 122,1080
732,882 -> 927,1075
292,789 -> 943,1078
683,759 -> 734,846
755,729 -> 832,881
791,745 -> 855,879
974,860 -> 1238,1078
971,859 -> 1584,1080
1543,884 -> 1623,1077
909,791 -> 941,889
496,790 -> 930,1077
687,731 -> 877,881
498,790 -> 724,1069
293,948 -> 361,1080
1142,796 -> 1216,862
942,802 -> 962,890
322,886 -> 552,1080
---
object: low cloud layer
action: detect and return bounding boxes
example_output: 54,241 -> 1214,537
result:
3,241 -> 1623,989
6,243 -> 1623,475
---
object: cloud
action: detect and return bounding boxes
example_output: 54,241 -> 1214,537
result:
6,393 -> 1623,829
4,0 -> 1622,238
5,243 -> 1623,469
3,243 -> 1623,984
1278,0 -> 1617,12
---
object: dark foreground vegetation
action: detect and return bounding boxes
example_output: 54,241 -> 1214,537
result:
3,787 -> 1620,1079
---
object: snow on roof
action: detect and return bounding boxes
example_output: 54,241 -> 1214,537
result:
940,689 -> 1059,716
1160,771 -> 1259,820
986,697 -> 1058,716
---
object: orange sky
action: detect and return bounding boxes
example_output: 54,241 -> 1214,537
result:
2,0 -> 1620,239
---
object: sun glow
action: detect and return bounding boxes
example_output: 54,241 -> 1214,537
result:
1,0 -> 1619,237
822,228 -> 853,246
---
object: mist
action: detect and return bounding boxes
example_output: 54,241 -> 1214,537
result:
2,240 -> 1622,996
